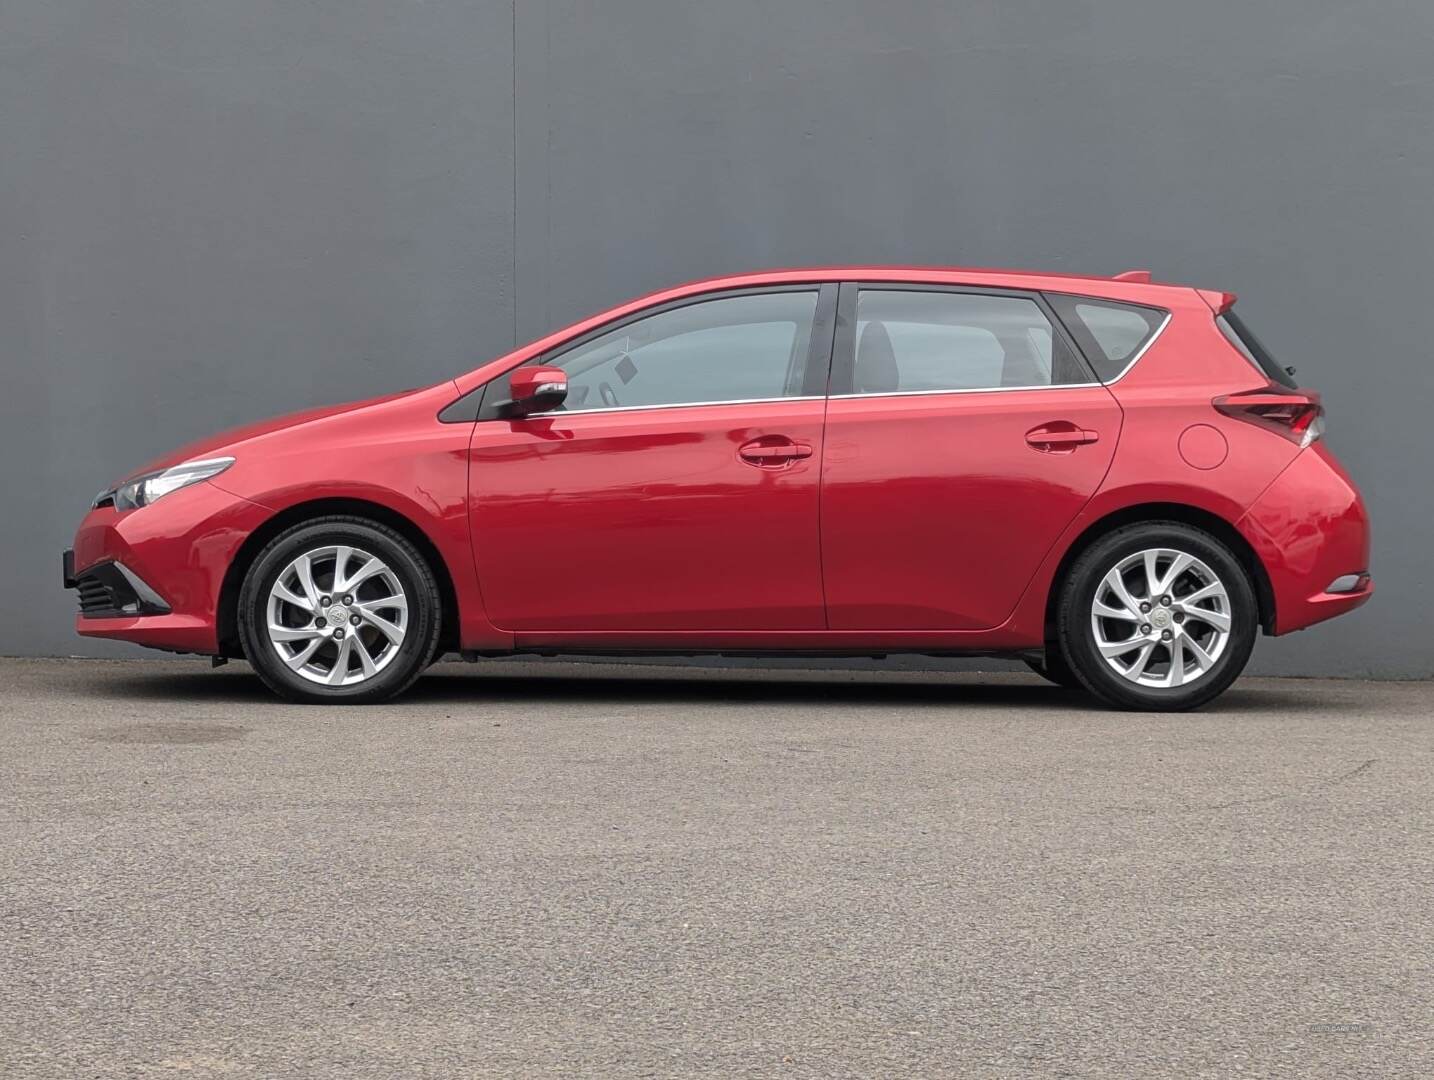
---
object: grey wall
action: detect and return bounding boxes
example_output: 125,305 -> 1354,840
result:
3,1 -> 1430,676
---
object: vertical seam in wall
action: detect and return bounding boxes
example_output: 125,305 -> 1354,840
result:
511,0 -> 518,348
540,2 -> 551,336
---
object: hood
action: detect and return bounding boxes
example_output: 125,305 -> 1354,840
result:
118,387 -> 431,483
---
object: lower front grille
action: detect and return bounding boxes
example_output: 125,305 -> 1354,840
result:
72,562 -> 170,619
76,574 -> 125,617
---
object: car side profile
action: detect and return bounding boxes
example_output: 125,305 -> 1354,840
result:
64,267 -> 1371,710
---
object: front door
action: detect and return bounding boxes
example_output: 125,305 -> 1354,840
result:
820,284 -> 1122,630
469,286 -> 835,633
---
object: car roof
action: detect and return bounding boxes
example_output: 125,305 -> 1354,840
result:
664,265 -> 1197,301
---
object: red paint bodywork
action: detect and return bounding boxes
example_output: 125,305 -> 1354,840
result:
71,266 -> 1371,658
470,398 -> 827,631
820,386 -> 1121,630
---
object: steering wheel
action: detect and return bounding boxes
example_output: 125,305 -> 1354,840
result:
599,381 -> 621,409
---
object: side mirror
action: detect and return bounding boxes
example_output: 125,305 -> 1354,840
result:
506,365 -> 567,417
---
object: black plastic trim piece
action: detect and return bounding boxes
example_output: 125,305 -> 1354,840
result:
72,560 -> 171,619
438,387 -> 486,424
829,282 -> 858,396
802,283 -> 840,398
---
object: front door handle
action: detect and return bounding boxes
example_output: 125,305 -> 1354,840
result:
738,439 -> 813,467
1025,423 -> 1100,453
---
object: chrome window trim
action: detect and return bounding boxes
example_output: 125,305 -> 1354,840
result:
1086,310 -> 1172,385
486,301 -> 1171,415
829,381 -> 1101,401
516,394 -> 826,419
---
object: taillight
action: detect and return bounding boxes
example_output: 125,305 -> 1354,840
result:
1213,389 -> 1325,448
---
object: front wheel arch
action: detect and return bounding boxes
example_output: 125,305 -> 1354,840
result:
1045,503 -> 1275,642
216,498 -> 460,660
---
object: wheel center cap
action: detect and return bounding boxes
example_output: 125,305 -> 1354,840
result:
326,605 -> 350,627
1151,607 -> 1172,629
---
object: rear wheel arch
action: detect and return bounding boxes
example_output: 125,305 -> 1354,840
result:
217,497 -> 460,659
1045,503 -> 1275,638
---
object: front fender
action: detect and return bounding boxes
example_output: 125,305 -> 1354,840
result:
211,387 -> 507,650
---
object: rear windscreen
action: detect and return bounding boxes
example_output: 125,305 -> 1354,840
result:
1217,309 -> 1299,389
1044,294 -> 1168,382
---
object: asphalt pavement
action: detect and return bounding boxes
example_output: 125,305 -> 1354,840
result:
2,657 -> 1431,1078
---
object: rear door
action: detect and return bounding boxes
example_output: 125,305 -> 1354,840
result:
468,285 -> 837,633
819,283 -> 1122,629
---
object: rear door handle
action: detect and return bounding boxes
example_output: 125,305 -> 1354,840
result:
1025,424 -> 1100,452
738,439 -> 813,466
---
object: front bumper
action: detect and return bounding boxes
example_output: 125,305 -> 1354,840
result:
65,480 -> 272,654
1238,443 -> 1373,635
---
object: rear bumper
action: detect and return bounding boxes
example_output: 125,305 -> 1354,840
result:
1238,443 -> 1372,635
67,481 -> 272,654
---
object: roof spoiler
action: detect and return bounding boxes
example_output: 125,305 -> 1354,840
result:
1196,288 -> 1238,313
1115,268 -> 1239,313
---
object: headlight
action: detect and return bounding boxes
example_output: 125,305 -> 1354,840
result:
110,457 -> 235,511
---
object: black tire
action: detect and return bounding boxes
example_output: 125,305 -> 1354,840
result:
1056,521 -> 1257,712
1023,652 -> 1083,690
237,516 -> 442,704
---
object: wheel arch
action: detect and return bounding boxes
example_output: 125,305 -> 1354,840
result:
1043,502 -> 1276,639
216,497 -> 461,659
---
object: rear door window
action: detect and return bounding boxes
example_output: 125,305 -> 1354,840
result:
1045,294 -> 1167,382
845,289 -> 1090,394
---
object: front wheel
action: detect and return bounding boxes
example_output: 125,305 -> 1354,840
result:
1055,522 -> 1257,711
237,516 -> 442,704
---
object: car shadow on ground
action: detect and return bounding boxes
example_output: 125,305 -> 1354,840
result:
78,662 -> 1320,715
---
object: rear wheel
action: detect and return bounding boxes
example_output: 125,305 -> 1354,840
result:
1056,522 -> 1257,711
237,516 -> 442,704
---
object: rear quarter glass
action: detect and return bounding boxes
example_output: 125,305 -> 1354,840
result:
1044,294 -> 1168,382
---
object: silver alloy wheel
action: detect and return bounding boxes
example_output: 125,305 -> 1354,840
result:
1090,547 -> 1232,689
265,545 -> 409,687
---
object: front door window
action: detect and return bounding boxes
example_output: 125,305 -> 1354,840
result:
547,290 -> 819,412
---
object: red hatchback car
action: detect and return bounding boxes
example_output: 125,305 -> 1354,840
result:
64,267 -> 1371,709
